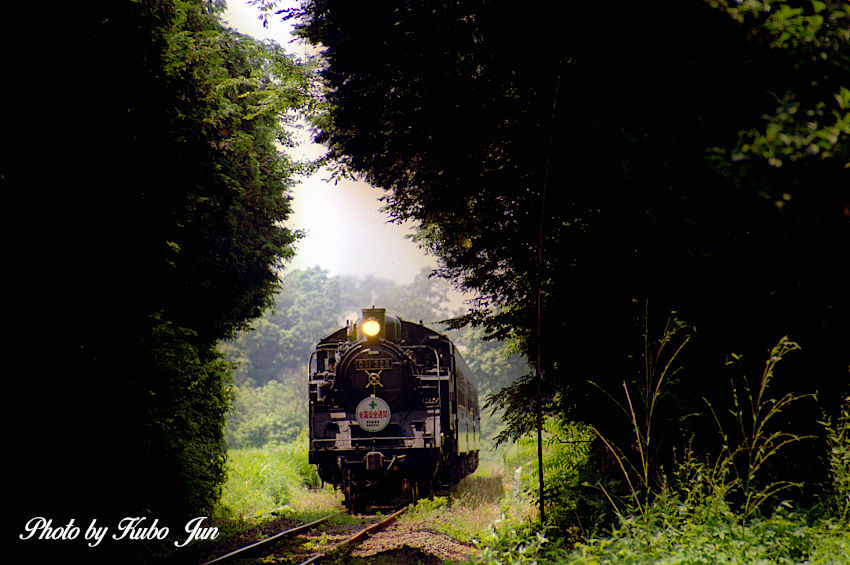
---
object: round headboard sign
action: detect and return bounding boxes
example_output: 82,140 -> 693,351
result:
355,396 -> 391,432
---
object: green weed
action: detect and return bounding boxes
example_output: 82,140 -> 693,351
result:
589,308 -> 692,515
822,394 -> 850,522
407,495 -> 450,517
707,336 -> 816,519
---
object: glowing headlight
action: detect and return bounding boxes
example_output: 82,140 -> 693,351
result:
362,319 -> 381,337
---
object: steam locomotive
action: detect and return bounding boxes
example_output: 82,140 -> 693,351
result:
308,308 -> 480,512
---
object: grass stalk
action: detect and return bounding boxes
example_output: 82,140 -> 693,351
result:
707,336 -> 816,519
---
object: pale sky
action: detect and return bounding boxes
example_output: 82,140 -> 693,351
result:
221,1 -> 439,285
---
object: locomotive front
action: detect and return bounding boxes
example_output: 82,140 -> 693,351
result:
308,308 -> 449,511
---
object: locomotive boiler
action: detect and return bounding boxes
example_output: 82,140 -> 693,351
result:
308,308 -> 480,512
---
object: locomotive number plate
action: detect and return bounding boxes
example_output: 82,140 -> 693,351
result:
355,358 -> 392,371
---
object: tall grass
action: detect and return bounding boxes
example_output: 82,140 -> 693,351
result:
589,309 -> 692,515
403,448 -> 532,544
707,336 -> 816,519
823,394 -> 850,522
216,428 -> 321,519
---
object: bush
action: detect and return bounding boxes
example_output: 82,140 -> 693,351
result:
501,417 -> 612,536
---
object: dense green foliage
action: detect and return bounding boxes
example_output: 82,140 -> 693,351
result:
473,501 -> 850,564
6,1 -> 310,553
286,0 -> 848,506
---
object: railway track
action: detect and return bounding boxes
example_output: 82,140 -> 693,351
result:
198,511 -> 343,565
197,506 -> 407,565
296,506 -> 407,565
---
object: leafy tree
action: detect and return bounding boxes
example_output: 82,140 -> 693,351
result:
453,325 -> 528,399
377,267 -> 455,323
226,380 -> 307,448
710,0 -> 850,168
285,0 -> 848,499
5,0 -> 311,549
221,266 -> 353,386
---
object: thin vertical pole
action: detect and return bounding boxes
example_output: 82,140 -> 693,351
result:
536,70 -> 560,527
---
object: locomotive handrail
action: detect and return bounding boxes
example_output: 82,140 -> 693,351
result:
397,345 -> 445,449
432,346 -> 441,451
309,375 -> 334,384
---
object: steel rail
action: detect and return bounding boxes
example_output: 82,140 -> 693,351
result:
295,506 -> 407,565
198,511 -> 344,565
